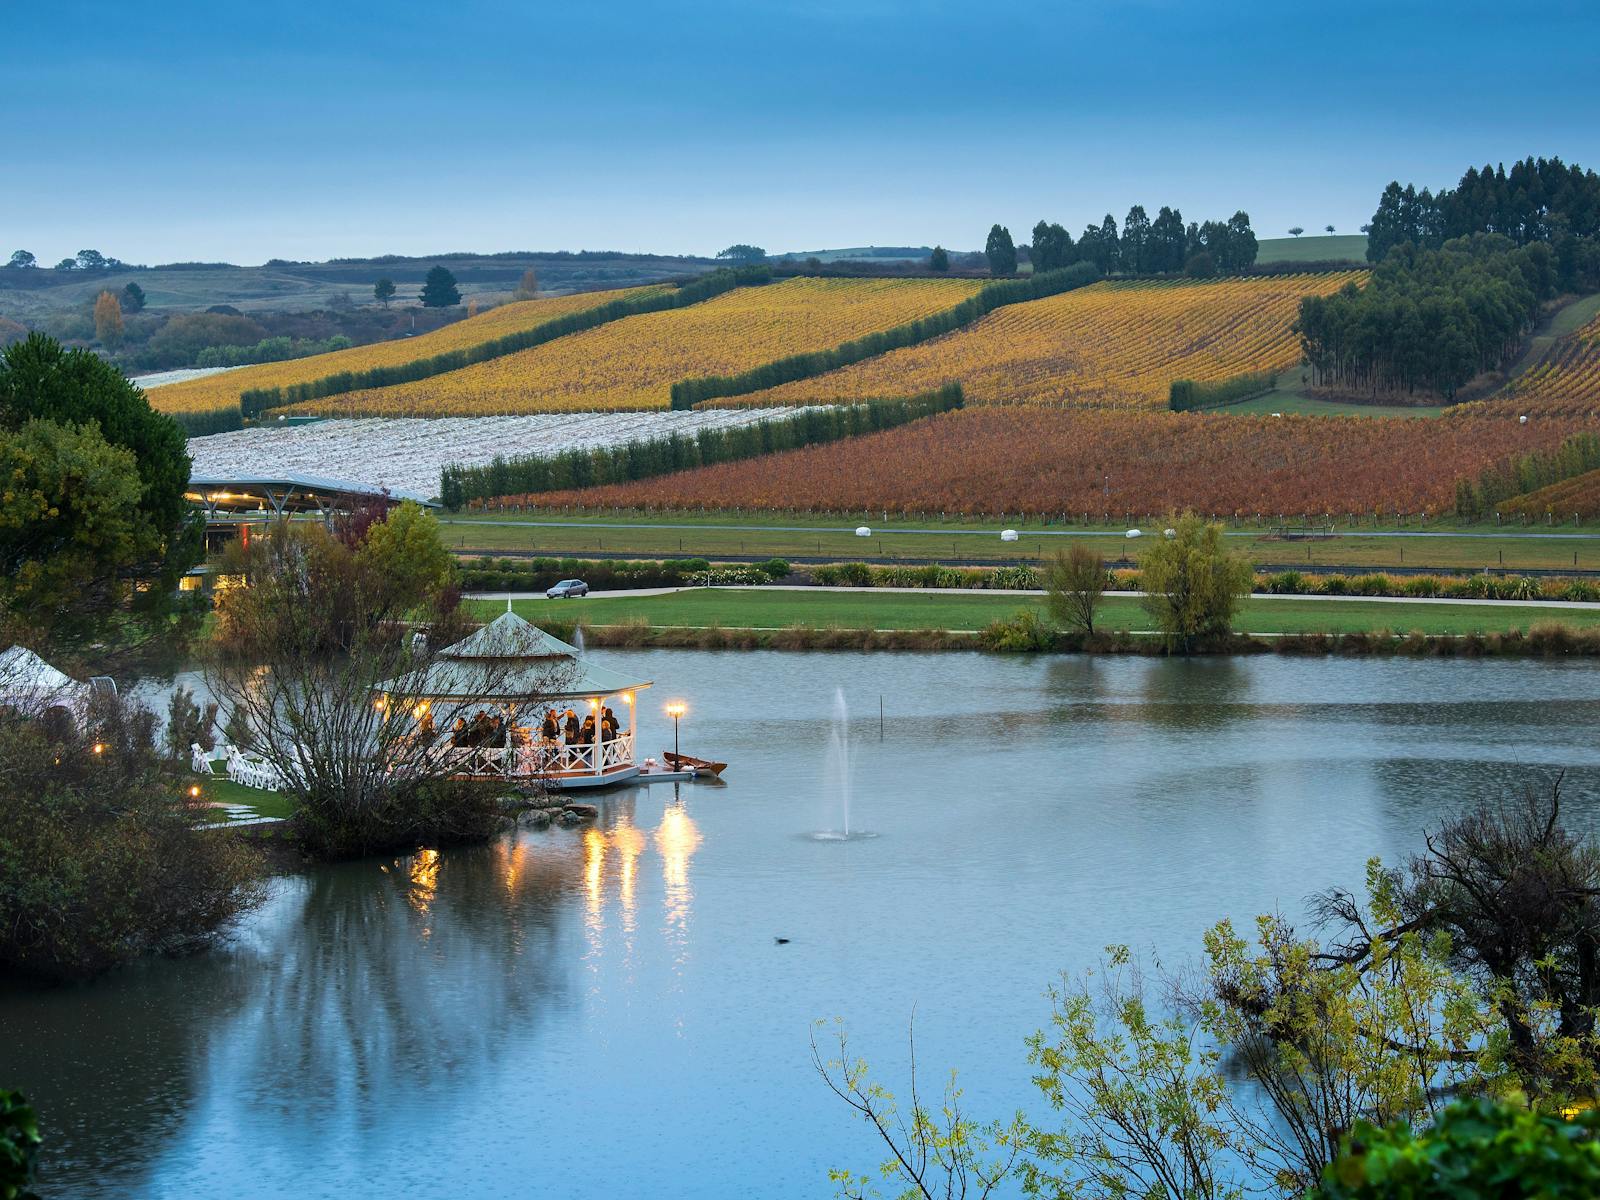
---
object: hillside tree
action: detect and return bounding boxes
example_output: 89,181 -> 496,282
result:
512,268 -> 538,299
1121,206 -> 1151,273
121,281 -> 145,312
373,277 -> 396,307
6,251 -> 34,269
1289,226 -> 1304,237
93,290 -> 123,349
53,258 -> 76,271
716,244 -> 767,263
929,245 -> 949,272
1030,221 -> 1073,273
418,265 -> 460,308
984,224 -> 1017,276
75,250 -> 107,271
1150,206 -> 1187,272
1325,224 -> 1336,235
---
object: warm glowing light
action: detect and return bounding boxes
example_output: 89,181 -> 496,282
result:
622,692 -> 634,705
665,702 -> 686,719
412,700 -> 431,720
92,742 -> 104,755
588,698 -> 599,710
188,785 -> 201,798
407,848 -> 440,916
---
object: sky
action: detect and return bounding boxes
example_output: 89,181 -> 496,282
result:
4,0 -> 1600,265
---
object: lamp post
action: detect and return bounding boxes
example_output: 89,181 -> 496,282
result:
665,702 -> 686,758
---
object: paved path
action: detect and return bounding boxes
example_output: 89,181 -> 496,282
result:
471,585 -> 1600,610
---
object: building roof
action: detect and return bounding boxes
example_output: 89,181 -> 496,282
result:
379,611 -> 652,702
186,473 -> 436,518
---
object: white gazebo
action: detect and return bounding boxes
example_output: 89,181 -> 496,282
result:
0,645 -> 91,724
379,611 -> 653,790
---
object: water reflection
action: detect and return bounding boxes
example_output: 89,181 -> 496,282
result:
8,652 -> 1600,1199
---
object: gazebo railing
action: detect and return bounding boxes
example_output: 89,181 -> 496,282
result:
440,733 -> 635,779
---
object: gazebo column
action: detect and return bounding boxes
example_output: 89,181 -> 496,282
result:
594,697 -> 605,778
628,696 -> 637,767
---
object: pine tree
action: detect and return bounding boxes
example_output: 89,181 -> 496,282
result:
373,278 -> 396,308
929,246 -> 950,272
121,281 -> 145,312
984,225 -> 1017,276
419,266 -> 461,308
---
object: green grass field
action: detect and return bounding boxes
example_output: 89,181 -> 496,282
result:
442,514 -> 1600,574
1254,234 -> 1368,264
488,589 -> 1600,637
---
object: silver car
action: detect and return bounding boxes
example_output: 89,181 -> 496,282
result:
546,579 -> 589,599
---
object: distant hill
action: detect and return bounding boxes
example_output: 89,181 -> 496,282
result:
1255,234 -> 1367,264
771,246 -> 937,263
0,251 -> 718,319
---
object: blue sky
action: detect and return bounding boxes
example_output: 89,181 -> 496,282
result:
4,0 -> 1599,264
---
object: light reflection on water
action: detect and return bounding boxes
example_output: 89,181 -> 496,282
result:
3,650 -> 1600,1199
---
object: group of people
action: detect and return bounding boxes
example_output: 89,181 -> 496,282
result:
439,704 -> 625,752
538,705 -> 621,747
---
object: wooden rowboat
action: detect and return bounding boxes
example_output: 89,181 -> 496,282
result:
663,751 -> 727,777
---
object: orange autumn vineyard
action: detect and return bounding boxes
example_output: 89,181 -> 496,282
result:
711,274 -> 1363,409
518,408 -> 1589,518
276,277 -> 985,416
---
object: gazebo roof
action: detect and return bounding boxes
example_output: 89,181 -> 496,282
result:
380,611 -> 651,702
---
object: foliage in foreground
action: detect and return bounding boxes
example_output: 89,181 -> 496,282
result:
819,779 -> 1600,1199
0,1090 -> 39,1200
1308,1099 -> 1600,1199
0,695 -> 265,981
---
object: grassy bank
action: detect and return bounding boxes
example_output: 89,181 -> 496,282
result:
442,513 -> 1600,574
486,588 -> 1600,638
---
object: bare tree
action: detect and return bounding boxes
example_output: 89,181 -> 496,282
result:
204,516 -> 574,858
1043,544 -> 1107,637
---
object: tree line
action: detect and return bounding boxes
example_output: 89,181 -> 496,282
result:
1296,234 -> 1556,400
669,263 -> 1099,408
441,384 -> 963,507
1367,156 -> 1600,289
985,208 -> 1259,278
1455,430 -> 1600,517
238,265 -> 772,418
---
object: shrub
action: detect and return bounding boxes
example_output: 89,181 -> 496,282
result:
0,696 -> 265,981
1307,1099 -> 1600,1199
757,558 -> 791,580
979,608 -> 1056,652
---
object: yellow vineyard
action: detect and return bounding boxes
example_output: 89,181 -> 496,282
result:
717,273 -> 1365,410
1497,313 -> 1600,416
146,285 -> 657,415
277,277 -> 987,416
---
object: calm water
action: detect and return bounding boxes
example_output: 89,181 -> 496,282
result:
4,651 -> 1600,1199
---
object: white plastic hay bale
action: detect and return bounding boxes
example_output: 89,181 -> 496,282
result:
1519,414 -> 1528,424
1125,528 -> 1142,539
1000,529 -> 1019,542
855,526 -> 872,537
1164,528 -> 1177,538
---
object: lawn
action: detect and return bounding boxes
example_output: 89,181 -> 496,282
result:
188,773 -> 296,821
442,514 -> 1600,574
492,588 -> 1600,637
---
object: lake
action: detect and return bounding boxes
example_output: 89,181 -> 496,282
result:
4,650 -> 1599,1198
